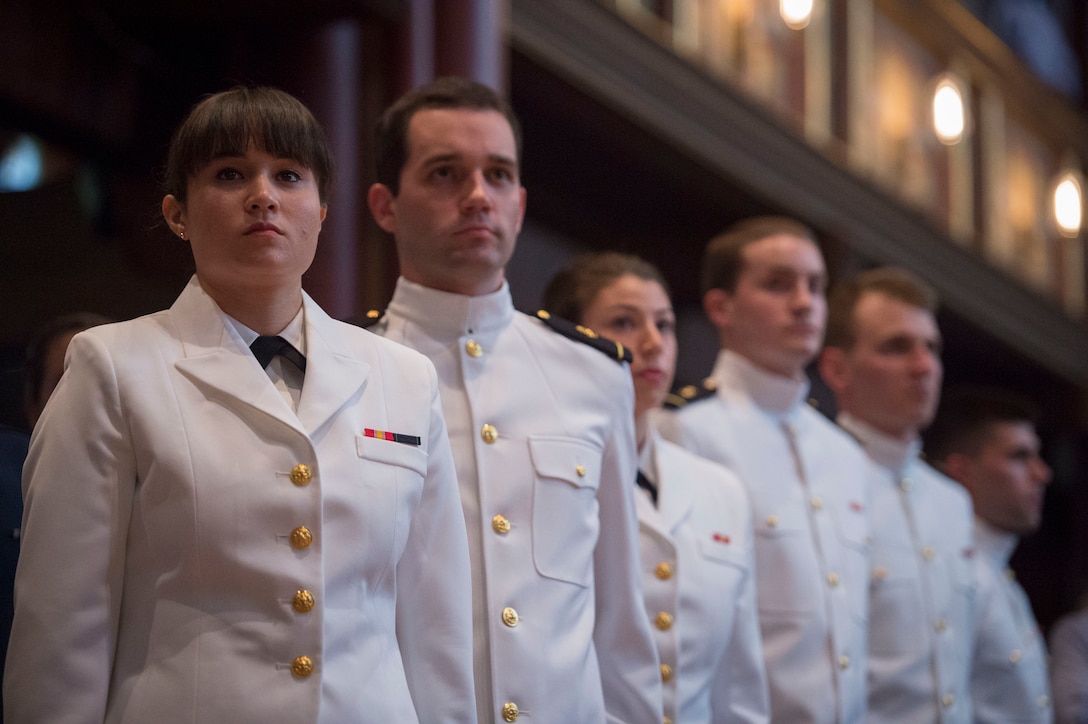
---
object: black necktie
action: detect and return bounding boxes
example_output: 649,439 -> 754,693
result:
636,469 -> 658,507
250,335 -> 306,373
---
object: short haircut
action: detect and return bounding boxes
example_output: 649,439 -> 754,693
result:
701,216 -> 818,296
24,312 -> 112,409
164,86 -> 334,203
542,252 -> 670,324
824,266 -> 938,349
374,76 -> 522,196
925,386 -> 1040,461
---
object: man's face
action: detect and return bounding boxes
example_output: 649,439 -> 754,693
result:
368,108 -> 526,296
824,291 -> 943,439
961,421 -> 1052,535
710,234 -> 827,377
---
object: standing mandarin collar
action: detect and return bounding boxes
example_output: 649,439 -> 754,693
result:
837,412 -> 920,472
711,349 -> 810,418
386,276 -> 515,342
974,515 -> 1021,569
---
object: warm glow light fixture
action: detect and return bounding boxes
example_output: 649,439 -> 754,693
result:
932,75 -> 965,144
780,0 -> 813,30
1054,170 -> 1082,237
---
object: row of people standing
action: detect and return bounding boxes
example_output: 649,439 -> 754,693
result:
1,75 -> 1068,724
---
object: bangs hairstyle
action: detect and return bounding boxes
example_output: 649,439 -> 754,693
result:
701,216 -> 817,296
164,86 -> 334,203
543,251 -> 670,324
825,266 -> 938,349
374,76 -> 522,196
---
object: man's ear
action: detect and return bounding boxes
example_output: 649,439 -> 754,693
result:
703,288 -> 732,329
818,346 -> 849,396
940,452 -> 973,488
367,183 -> 397,234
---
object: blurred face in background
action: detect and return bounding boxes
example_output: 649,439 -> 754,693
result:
822,291 -> 942,440
706,234 -> 827,377
951,421 -> 1052,535
580,274 -> 677,419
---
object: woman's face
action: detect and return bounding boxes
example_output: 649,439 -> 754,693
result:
581,274 -> 677,418
162,145 -> 327,297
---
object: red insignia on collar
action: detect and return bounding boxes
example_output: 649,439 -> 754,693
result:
849,501 -> 864,513
963,547 -> 975,558
712,533 -> 731,544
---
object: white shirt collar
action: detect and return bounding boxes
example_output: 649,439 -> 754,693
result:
974,515 -> 1021,568
387,276 -> 514,340
226,306 -> 307,356
837,412 -> 921,471
711,349 -> 810,416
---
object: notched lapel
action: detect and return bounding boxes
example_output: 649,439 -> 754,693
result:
295,298 -> 371,435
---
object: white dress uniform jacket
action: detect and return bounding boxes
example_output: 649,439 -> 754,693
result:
375,278 -> 662,724
838,413 -> 977,724
1048,605 -> 1088,724
5,277 -> 476,724
658,350 -> 871,724
971,517 -> 1053,723
638,427 -> 770,724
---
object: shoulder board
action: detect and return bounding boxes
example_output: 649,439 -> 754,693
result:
533,310 -> 632,364
664,377 -> 718,410
350,309 -> 384,329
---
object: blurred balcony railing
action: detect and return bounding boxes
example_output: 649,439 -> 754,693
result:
600,0 -> 1088,319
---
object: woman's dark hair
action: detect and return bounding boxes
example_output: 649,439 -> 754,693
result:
164,86 -> 334,203
543,251 -> 670,324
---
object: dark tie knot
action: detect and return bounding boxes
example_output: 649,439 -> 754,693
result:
250,335 -> 306,373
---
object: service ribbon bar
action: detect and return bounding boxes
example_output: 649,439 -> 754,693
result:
364,428 -> 422,446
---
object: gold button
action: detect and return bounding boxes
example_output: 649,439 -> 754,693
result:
664,718 -> 673,724
1005,568 -> 1017,581
481,424 -> 498,444
1010,649 -> 1022,664
766,515 -> 779,528
655,611 -> 674,630
501,701 -> 519,722
827,572 -> 840,587
293,590 -> 315,614
873,566 -> 888,580
921,546 -> 935,561
290,526 -> 313,550
502,607 -> 519,627
655,562 -> 673,580
291,655 -> 314,678
934,618 -> 947,633
900,477 -> 913,492
576,465 -> 586,477
810,496 -> 823,510
465,339 -> 483,358
660,663 -> 674,682
492,515 -> 511,534
838,654 -> 850,670
290,464 -> 312,487
942,693 -> 955,708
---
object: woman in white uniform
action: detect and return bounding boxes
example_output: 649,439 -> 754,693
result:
4,87 -> 476,723
544,252 -> 769,723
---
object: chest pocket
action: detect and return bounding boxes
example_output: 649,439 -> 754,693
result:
753,504 -> 817,615
530,436 -> 602,587
355,434 -> 428,560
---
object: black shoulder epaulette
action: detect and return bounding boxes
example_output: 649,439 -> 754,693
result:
664,378 -> 718,410
533,310 -> 632,364
349,309 -> 384,329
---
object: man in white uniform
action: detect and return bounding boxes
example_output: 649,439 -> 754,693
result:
819,267 -> 978,723
659,216 -> 871,723
363,77 -> 662,724
928,388 -> 1054,723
